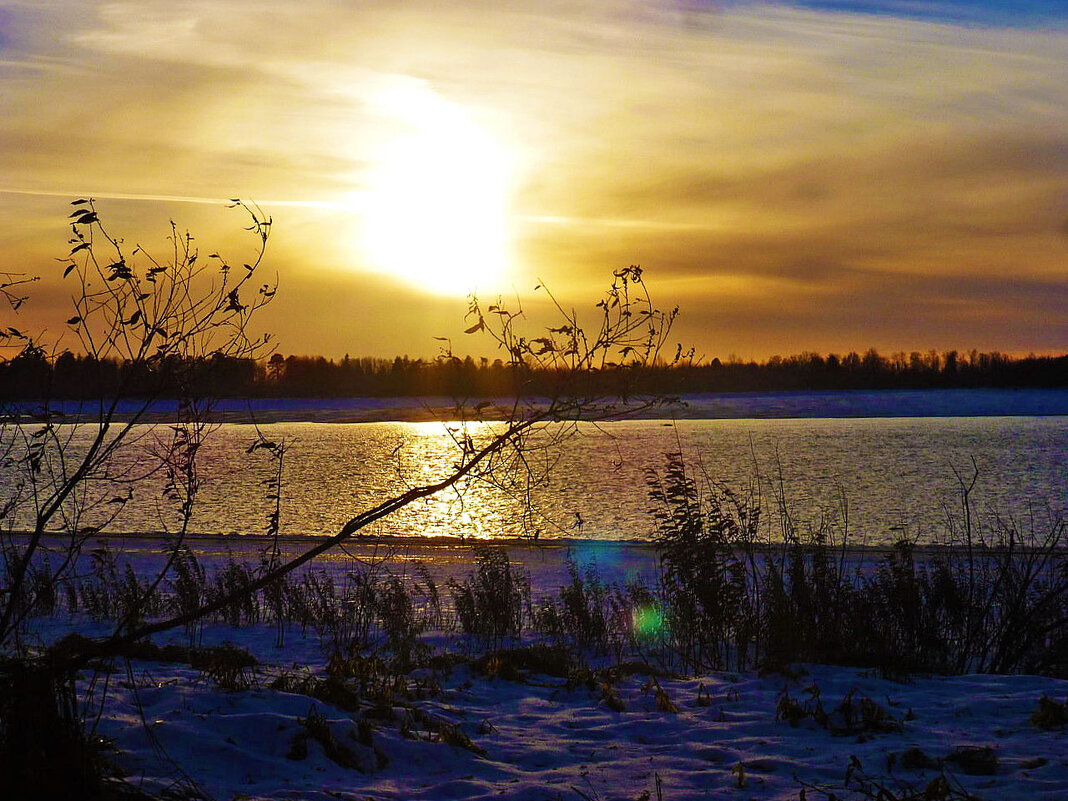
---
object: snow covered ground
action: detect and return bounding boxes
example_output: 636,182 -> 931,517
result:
20,388 -> 1068,423
22,536 -> 1068,801
82,626 -> 1068,801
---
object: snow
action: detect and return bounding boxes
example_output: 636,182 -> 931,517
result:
22,541 -> 1068,801
17,388 -> 1068,423
91,638 -> 1068,800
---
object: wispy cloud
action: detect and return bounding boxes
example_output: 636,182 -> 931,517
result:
0,0 -> 1065,356
787,1 -> 1068,28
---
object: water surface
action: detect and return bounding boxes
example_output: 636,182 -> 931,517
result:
4,391 -> 1065,545
94,416 -> 1068,544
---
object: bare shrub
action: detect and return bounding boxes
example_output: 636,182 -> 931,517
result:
450,545 -> 528,648
169,546 -> 207,647
376,576 -> 423,668
209,555 -> 259,626
647,451 -> 754,672
190,642 -> 258,691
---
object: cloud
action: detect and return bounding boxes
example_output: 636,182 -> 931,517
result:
0,0 -> 1066,356
786,1 -> 1068,28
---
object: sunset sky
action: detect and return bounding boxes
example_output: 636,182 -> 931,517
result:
1,0 -> 1066,360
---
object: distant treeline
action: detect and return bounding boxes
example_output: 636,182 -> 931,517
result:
1,348 -> 1065,400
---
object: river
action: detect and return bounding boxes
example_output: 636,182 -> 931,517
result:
6,389 -> 1062,546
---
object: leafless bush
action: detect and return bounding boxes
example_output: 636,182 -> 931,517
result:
450,545 -> 529,648
1,199 -> 274,799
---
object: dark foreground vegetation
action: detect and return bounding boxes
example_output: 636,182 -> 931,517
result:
1,347 -> 1065,401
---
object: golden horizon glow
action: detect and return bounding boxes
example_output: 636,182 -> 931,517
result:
360,81 -> 514,296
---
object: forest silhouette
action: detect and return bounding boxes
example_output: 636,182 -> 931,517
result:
1,347 -> 1064,400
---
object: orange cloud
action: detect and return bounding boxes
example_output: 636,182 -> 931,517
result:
0,1 -> 1065,358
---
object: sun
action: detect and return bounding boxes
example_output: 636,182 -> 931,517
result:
361,82 -> 514,296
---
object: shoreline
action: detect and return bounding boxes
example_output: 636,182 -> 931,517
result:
15,529 -> 1065,557
6,387 -> 1068,423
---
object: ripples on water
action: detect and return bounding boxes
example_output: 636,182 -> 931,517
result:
5,412 -> 1063,546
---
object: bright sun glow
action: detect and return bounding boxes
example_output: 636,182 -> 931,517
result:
361,82 -> 514,296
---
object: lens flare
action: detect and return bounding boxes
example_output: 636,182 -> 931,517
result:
632,605 -> 665,639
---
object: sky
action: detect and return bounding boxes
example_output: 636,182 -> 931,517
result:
1,0 -> 1066,360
